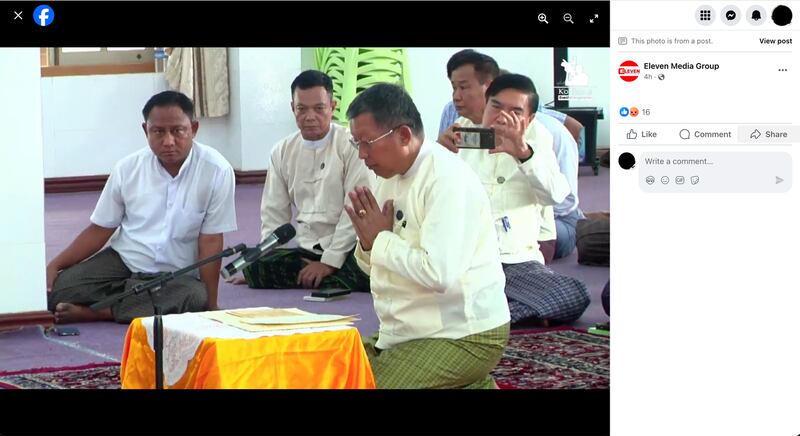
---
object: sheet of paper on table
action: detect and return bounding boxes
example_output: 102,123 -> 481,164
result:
200,307 -> 359,333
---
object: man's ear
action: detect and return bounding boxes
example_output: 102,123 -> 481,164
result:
142,122 -> 148,137
191,120 -> 199,136
398,125 -> 413,146
330,99 -> 337,113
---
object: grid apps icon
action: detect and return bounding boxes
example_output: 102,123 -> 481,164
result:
699,9 -> 711,21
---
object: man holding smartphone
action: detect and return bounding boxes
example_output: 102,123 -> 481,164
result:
438,59 -> 589,326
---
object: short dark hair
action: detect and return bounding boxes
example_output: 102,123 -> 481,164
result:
446,49 -> 500,84
142,91 -> 194,122
290,70 -> 334,101
485,74 -> 540,115
346,83 -> 424,139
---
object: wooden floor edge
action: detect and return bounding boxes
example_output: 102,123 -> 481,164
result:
0,310 -> 54,331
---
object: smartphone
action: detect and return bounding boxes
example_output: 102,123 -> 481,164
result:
53,327 -> 80,336
303,295 -> 349,302
453,127 -> 495,149
310,289 -> 350,298
303,288 -> 351,302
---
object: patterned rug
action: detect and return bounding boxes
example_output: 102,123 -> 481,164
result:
0,362 -> 120,389
0,329 -> 608,389
491,328 -> 609,389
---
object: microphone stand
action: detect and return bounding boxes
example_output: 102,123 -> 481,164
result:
91,243 -> 246,389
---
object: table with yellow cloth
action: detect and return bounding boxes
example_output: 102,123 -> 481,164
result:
120,311 -> 375,389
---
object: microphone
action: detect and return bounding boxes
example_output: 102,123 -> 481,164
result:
221,243 -> 248,258
220,223 -> 296,279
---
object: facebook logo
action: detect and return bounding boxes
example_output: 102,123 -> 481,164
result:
33,5 -> 54,27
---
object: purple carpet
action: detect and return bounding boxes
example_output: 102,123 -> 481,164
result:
0,165 -> 609,373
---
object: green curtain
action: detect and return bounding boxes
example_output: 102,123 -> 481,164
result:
315,48 -> 411,124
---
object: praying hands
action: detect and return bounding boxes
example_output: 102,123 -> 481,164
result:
344,186 -> 394,251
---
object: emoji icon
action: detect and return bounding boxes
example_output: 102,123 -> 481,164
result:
619,107 -> 629,117
646,176 -> 655,185
661,176 -> 670,184
629,107 -> 639,117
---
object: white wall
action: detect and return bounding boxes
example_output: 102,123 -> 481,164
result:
407,47 -> 610,148
230,48 -> 300,171
39,47 -> 606,178
41,73 -> 164,177
41,73 -> 232,177
0,49 -> 47,314
40,48 -> 301,177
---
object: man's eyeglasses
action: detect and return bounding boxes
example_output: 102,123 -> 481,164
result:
147,126 -> 191,139
349,126 -> 404,150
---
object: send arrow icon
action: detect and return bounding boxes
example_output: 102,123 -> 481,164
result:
776,176 -> 784,184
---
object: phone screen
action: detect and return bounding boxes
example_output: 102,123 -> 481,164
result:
453,128 -> 495,149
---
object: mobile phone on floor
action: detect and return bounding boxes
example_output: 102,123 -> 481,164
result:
52,327 -> 80,336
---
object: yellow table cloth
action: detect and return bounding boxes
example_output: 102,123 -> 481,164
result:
120,314 -> 375,389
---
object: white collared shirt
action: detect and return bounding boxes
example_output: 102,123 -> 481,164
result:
455,117 -> 569,264
260,123 -> 376,268
355,140 -> 510,350
535,111 -> 580,217
91,142 -> 238,273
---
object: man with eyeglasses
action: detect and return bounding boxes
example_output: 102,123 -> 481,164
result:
47,90 -> 237,323
344,83 -> 510,389
439,71 -> 590,326
438,57 -> 586,262
237,70 -> 373,292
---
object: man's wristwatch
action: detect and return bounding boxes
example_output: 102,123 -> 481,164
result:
519,143 -> 535,163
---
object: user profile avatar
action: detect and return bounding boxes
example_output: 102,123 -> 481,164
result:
771,4 -> 792,26
618,152 -> 636,170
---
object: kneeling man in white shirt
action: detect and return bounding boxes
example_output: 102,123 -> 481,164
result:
344,83 -> 510,389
